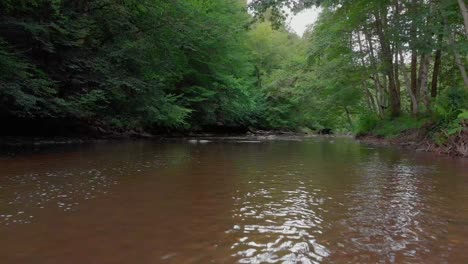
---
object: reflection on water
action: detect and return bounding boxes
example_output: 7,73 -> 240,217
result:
230,184 -> 330,263
0,138 -> 467,263
338,160 -> 441,263
0,168 -> 118,225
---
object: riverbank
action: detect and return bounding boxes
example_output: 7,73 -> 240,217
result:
0,131 -> 156,147
0,128 -> 338,148
355,112 -> 468,158
357,127 -> 468,157
2,128 -> 465,158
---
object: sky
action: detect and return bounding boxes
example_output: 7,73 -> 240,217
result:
246,0 -> 321,37
286,7 -> 321,36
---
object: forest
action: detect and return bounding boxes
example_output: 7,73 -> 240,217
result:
0,0 -> 467,153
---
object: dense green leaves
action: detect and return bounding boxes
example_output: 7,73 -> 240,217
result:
0,39 -> 61,118
1,0 -> 466,138
0,0 -> 263,133
250,0 -> 467,139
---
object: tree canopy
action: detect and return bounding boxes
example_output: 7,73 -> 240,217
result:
0,0 -> 467,144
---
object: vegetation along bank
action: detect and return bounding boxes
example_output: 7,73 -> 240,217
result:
0,0 -> 467,155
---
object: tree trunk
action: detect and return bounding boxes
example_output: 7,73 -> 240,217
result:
418,54 -> 431,111
344,106 -> 354,130
399,50 -> 419,115
364,29 -> 384,117
375,10 -> 400,117
444,18 -> 468,88
410,51 -> 419,107
431,49 -> 442,98
448,32 -> 468,88
458,0 -> 468,36
365,84 -> 377,113
393,0 -> 402,100
357,31 -> 377,113
382,74 -> 389,111
410,0 -> 419,110
454,48 -> 468,88
394,48 -> 401,99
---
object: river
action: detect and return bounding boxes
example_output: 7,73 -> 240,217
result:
0,137 -> 467,263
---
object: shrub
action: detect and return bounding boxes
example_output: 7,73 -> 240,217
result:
355,113 -> 379,136
372,116 -> 429,138
433,109 -> 468,146
434,87 -> 468,124
431,87 -> 468,146
356,113 -> 430,138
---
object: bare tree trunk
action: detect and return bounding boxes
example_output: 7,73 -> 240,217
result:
418,54 -> 431,110
410,0 -> 419,111
399,50 -> 419,115
364,82 -> 377,113
458,0 -> 468,36
364,29 -> 384,117
431,48 -> 442,98
375,9 -> 400,117
449,32 -> 468,88
372,77 -> 384,116
443,16 -> 468,88
393,0 -> 402,100
344,106 -> 354,130
381,74 -> 389,112
454,49 -> 468,88
410,51 -> 418,107
357,31 -> 377,113
394,48 -> 401,99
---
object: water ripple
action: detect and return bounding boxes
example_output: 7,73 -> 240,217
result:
229,183 -> 330,263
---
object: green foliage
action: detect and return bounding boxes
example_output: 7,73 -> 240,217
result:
432,88 -> 468,145
0,0 -> 263,133
355,113 -> 380,136
245,21 -> 338,131
250,0 -> 467,138
434,87 -> 468,124
433,109 -> 468,146
1,0 -> 467,137
356,114 -> 429,138
0,39 -> 62,118
373,116 -> 429,138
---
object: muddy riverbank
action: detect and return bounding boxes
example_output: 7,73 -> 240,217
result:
357,128 -> 468,158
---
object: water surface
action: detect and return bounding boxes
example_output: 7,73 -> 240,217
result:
0,137 -> 467,263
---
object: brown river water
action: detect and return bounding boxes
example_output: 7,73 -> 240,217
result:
0,137 -> 467,264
